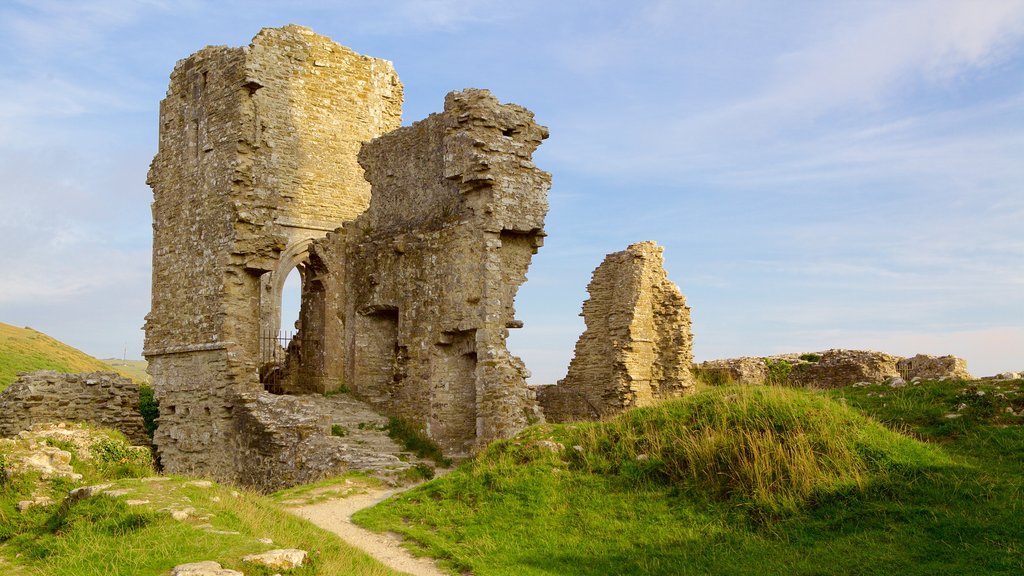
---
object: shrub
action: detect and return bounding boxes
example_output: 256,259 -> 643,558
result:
764,358 -> 793,386
330,424 -> 349,437
138,384 -> 159,439
799,353 -> 821,363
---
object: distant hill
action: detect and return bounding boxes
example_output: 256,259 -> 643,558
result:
101,358 -> 151,385
0,322 -> 144,391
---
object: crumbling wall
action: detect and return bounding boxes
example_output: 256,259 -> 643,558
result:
898,354 -> 971,380
0,371 -> 149,446
144,25 -> 402,482
697,350 -> 971,388
787,350 -> 901,388
538,241 -> 694,422
310,89 -> 551,456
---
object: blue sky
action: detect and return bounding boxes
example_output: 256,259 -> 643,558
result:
0,0 -> 1021,381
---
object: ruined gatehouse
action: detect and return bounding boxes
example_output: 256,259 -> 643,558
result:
144,25 -> 551,484
144,25 -> 695,488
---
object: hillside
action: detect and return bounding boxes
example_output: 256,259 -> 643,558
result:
0,322 -> 138,390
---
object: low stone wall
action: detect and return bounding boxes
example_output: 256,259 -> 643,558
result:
897,354 -> 971,380
0,370 -> 149,446
697,350 -> 972,389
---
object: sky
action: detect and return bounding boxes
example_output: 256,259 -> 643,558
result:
0,0 -> 1022,382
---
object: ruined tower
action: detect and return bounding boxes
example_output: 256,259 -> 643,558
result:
144,26 -> 402,479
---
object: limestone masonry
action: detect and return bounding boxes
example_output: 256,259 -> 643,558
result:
697,350 -> 971,388
0,371 -> 149,446
144,25 -> 580,486
538,242 -> 695,422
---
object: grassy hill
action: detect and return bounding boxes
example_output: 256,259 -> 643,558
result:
100,359 -> 151,385
0,322 -> 141,391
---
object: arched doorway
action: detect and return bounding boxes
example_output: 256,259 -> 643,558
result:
257,240 -> 326,394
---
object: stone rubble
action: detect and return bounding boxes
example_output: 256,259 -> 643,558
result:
241,548 -> 307,570
171,561 -> 244,576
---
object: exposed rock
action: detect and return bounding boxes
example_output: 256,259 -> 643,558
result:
242,549 -> 307,570
16,496 -> 53,511
0,370 -> 149,445
1,438 -> 80,481
170,561 -> 244,576
66,484 -> 113,504
537,241 -> 694,422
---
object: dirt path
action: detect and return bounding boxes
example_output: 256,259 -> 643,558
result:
288,487 -> 447,576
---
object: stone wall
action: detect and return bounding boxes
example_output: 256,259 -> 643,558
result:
697,350 -> 972,388
787,350 -> 901,388
897,354 -> 971,380
308,89 -> 551,457
538,242 -> 694,422
0,371 -> 149,446
144,25 -> 402,482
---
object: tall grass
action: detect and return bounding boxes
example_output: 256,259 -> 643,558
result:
568,386 -> 948,516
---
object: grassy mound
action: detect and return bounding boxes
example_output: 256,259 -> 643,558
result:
354,384 -> 1024,575
0,323 -> 128,390
566,385 -> 947,515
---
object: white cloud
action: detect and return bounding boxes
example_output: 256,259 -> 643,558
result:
753,0 -> 1024,117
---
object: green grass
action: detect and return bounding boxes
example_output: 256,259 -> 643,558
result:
0,323 -> 125,390
355,382 -> 1024,575
100,359 -> 151,384
385,416 -> 453,467
0,425 -> 403,576
0,323 -> 148,390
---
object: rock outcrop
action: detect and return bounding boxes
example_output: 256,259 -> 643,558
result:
538,242 -> 694,421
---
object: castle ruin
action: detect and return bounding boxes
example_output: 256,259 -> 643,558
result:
144,25 -> 693,487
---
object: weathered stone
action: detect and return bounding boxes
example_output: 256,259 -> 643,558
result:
307,88 -> 551,455
171,561 -> 244,576
16,496 -> 53,511
144,25 -> 403,484
242,549 -> 307,570
697,349 -> 971,388
695,356 -> 768,385
0,370 -> 149,445
897,354 -> 971,380
145,24 -> 552,486
537,241 -> 694,422
66,483 -> 113,504
8,443 -> 80,481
